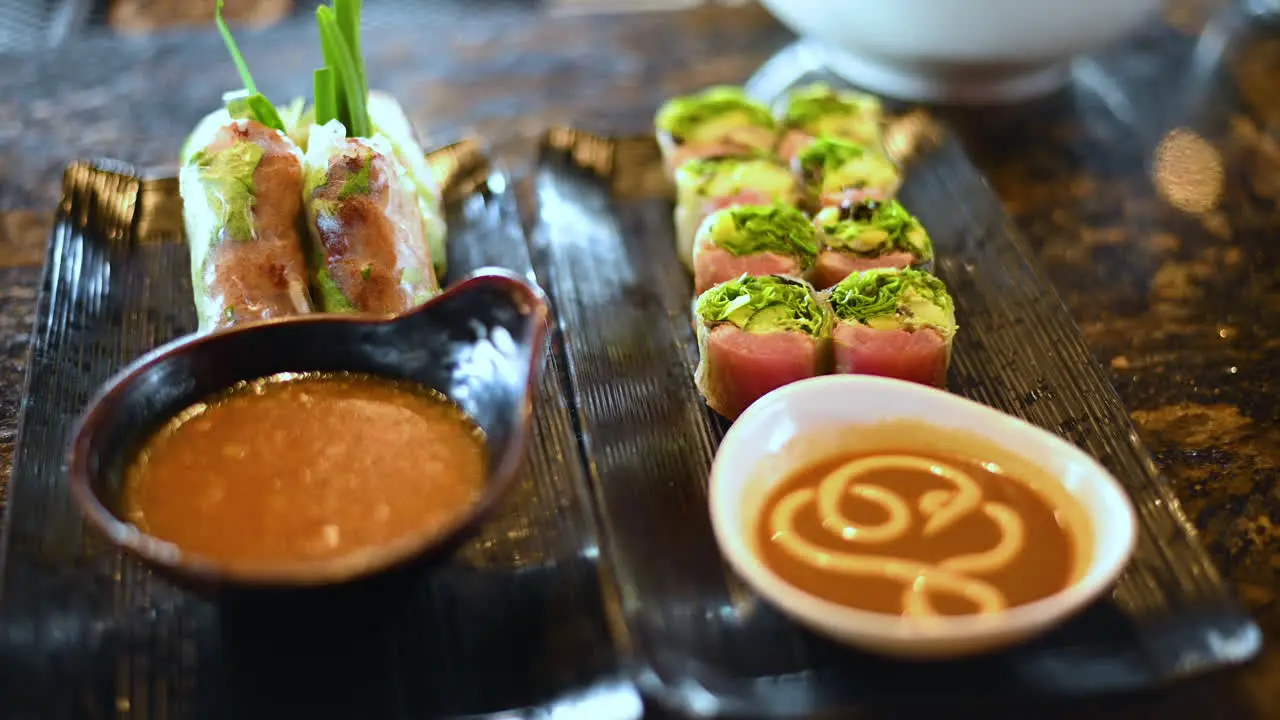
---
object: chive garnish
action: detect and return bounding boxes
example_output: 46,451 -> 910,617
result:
213,0 -> 285,132
314,69 -> 337,126
314,2 -> 372,138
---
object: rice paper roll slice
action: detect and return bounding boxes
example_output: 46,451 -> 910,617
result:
693,274 -> 833,420
824,267 -> 956,387
180,114 -> 314,333
302,119 -> 441,314
691,204 -> 818,295
796,135 -> 901,208
810,199 -> 934,289
674,156 -> 800,271
777,83 -> 884,164
655,86 -> 778,179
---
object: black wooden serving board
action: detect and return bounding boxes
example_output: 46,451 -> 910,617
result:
527,68 -> 1264,717
0,142 -> 639,720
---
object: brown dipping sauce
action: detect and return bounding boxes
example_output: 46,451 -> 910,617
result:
123,372 -> 486,571
756,446 -> 1083,617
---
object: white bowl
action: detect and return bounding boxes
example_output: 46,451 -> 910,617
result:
755,0 -> 1165,104
707,375 -> 1137,659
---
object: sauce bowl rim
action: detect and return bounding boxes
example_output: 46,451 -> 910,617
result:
708,374 -> 1139,644
66,267 -> 550,588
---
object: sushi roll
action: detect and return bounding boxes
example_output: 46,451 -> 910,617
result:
777,83 -> 884,163
691,204 -> 818,295
180,1 -> 313,333
655,85 -> 778,179
693,274 -> 833,420
302,119 -> 441,313
824,267 -> 956,387
796,135 -> 901,209
675,156 -> 800,271
810,199 -> 934,290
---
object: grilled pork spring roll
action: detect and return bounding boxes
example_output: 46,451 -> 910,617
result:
691,204 -> 818,295
810,199 -> 934,290
302,119 -> 440,314
693,274 -> 833,420
675,156 -> 800,271
776,83 -> 884,164
180,112 -> 314,333
796,135 -> 901,209
655,86 -> 778,179
824,267 -> 956,387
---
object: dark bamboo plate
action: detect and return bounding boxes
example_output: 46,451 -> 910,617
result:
526,65 -> 1264,717
0,141 -> 639,719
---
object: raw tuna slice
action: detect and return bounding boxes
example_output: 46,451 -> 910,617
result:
811,250 -> 916,290
823,267 -> 957,388
693,274 -> 833,420
832,322 -> 949,387
697,324 -> 821,419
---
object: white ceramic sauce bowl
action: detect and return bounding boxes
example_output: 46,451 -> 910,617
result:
708,375 -> 1137,659
754,0 -> 1165,104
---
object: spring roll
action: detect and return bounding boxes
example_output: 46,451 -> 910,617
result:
675,156 -> 800,271
824,267 -> 956,387
691,204 -> 818,295
180,110 -> 314,333
693,274 -> 833,420
302,118 -> 441,314
655,86 -> 778,179
796,135 -> 901,209
776,83 -> 884,163
810,199 -> 934,289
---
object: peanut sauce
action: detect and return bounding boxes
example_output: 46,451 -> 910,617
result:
123,372 -> 486,571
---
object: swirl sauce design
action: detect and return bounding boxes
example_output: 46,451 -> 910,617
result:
758,450 -> 1077,617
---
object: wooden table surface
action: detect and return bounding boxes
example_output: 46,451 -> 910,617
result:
1,0 -> 1278,717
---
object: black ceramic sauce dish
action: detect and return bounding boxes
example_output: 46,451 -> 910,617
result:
66,268 -> 550,600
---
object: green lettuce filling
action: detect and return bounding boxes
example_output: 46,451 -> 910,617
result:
695,274 -> 829,336
797,136 -> 898,193
190,140 -> 265,243
709,204 -> 818,265
314,267 -> 356,312
656,86 -> 776,141
815,200 -> 933,259
827,267 -> 956,336
783,83 -> 881,131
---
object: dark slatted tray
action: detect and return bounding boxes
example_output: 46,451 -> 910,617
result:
527,65 -> 1264,717
0,142 -> 639,719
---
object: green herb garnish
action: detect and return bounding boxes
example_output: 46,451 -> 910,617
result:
339,154 -> 372,198
708,204 -> 817,267
815,199 -> 933,259
696,274 -> 829,336
784,83 -> 881,131
655,86 -> 776,141
826,267 -> 955,336
313,0 -> 371,138
214,0 -> 285,132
